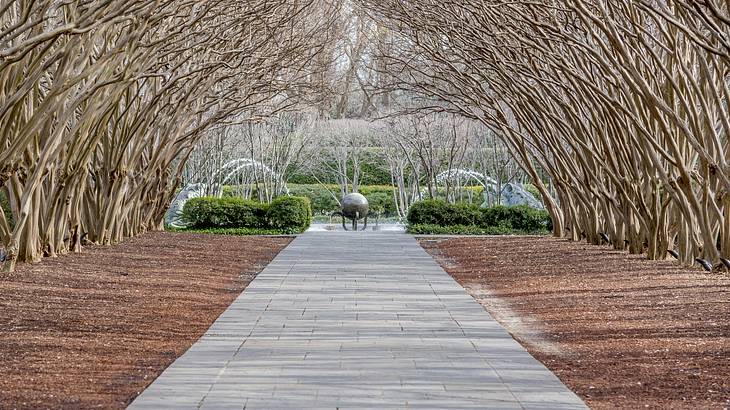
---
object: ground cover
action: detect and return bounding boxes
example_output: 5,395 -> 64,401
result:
0,231 -> 291,409
421,236 -> 730,409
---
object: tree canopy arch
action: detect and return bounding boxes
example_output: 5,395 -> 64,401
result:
1,0 -> 729,271
357,0 -> 730,266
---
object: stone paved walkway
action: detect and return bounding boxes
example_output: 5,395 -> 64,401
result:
130,232 -> 586,409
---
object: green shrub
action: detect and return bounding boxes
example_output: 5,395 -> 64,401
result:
480,205 -> 550,231
182,197 -> 267,229
505,205 -> 550,232
407,199 -> 551,234
358,185 -> 396,196
545,212 -> 554,232
358,161 -> 392,185
182,197 -> 217,228
480,205 -> 512,228
267,196 -> 312,233
232,199 -> 268,228
221,186 -> 236,197
286,151 -> 393,186
450,203 -> 482,226
182,196 -> 312,234
407,200 -> 480,226
407,200 -> 452,225
365,191 -> 395,215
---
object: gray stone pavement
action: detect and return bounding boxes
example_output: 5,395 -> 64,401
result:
130,232 -> 586,409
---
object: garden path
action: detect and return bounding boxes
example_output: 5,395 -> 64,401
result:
129,232 -> 585,409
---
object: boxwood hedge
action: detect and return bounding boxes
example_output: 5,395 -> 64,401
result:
266,196 -> 312,233
182,196 -> 311,233
406,199 -> 551,234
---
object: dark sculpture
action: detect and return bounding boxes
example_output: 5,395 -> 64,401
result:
333,193 -> 371,231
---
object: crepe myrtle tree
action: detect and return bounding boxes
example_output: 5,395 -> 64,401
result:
358,0 -> 729,266
0,0 -> 341,271
4,0 -> 730,271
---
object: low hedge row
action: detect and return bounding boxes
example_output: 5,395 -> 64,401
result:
224,184 -> 401,216
266,196 -> 313,232
182,196 -> 312,234
221,184 -> 498,217
406,200 -> 551,233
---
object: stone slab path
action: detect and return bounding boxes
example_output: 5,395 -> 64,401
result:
130,232 -> 586,409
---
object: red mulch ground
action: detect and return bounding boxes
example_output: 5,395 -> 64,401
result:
0,232 -> 291,409
420,236 -> 730,410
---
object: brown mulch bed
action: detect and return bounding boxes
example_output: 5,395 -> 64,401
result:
420,236 -> 730,410
0,232 -> 291,409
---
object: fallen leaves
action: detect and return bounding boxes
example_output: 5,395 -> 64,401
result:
422,236 -> 730,410
0,232 -> 290,409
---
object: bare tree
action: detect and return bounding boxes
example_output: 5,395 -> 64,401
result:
358,0 -> 729,266
0,0 -> 341,271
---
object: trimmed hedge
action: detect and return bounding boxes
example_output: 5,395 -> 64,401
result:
182,197 -> 267,229
267,196 -> 312,233
407,200 -> 481,226
406,199 -> 551,233
182,196 -> 311,234
481,205 -> 513,228
364,191 -> 391,214
220,184 -> 487,217
501,204 -> 554,232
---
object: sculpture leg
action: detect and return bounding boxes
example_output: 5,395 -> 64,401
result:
361,216 -> 368,231
333,212 -> 348,231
